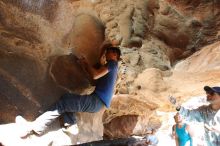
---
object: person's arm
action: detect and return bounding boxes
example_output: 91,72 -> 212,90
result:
204,124 -> 220,134
177,106 -> 205,122
186,124 -> 197,146
172,125 -> 179,146
144,135 -> 150,145
171,125 -> 176,139
78,57 -> 108,80
99,40 -> 112,58
211,126 -> 220,133
175,133 -> 179,146
169,96 -> 205,122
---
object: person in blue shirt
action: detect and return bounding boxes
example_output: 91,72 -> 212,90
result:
16,46 -> 121,138
144,128 -> 159,146
173,113 -> 195,146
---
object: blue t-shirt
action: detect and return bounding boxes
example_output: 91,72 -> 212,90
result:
94,60 -> 118,108
175,123 -> 192,146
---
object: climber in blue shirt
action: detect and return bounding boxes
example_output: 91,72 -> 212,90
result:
16,46 -> 121,138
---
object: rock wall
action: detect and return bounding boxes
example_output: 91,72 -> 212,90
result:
0,0 -> 220,144
0,0 -> 106,143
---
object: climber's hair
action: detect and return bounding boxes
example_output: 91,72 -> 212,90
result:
106,46 -> 121,60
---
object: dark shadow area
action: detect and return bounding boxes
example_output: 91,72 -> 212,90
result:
72,137 -> 140,146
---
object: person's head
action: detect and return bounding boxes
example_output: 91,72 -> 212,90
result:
174,112 -> 183,124
151,128 -> 157,134
204,86 -> 220,102
105,46 -> 121,61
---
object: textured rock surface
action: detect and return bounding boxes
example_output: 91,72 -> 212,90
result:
0,0 -> 220,145
0,0 -> 106,144
104,42 -> 220,139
